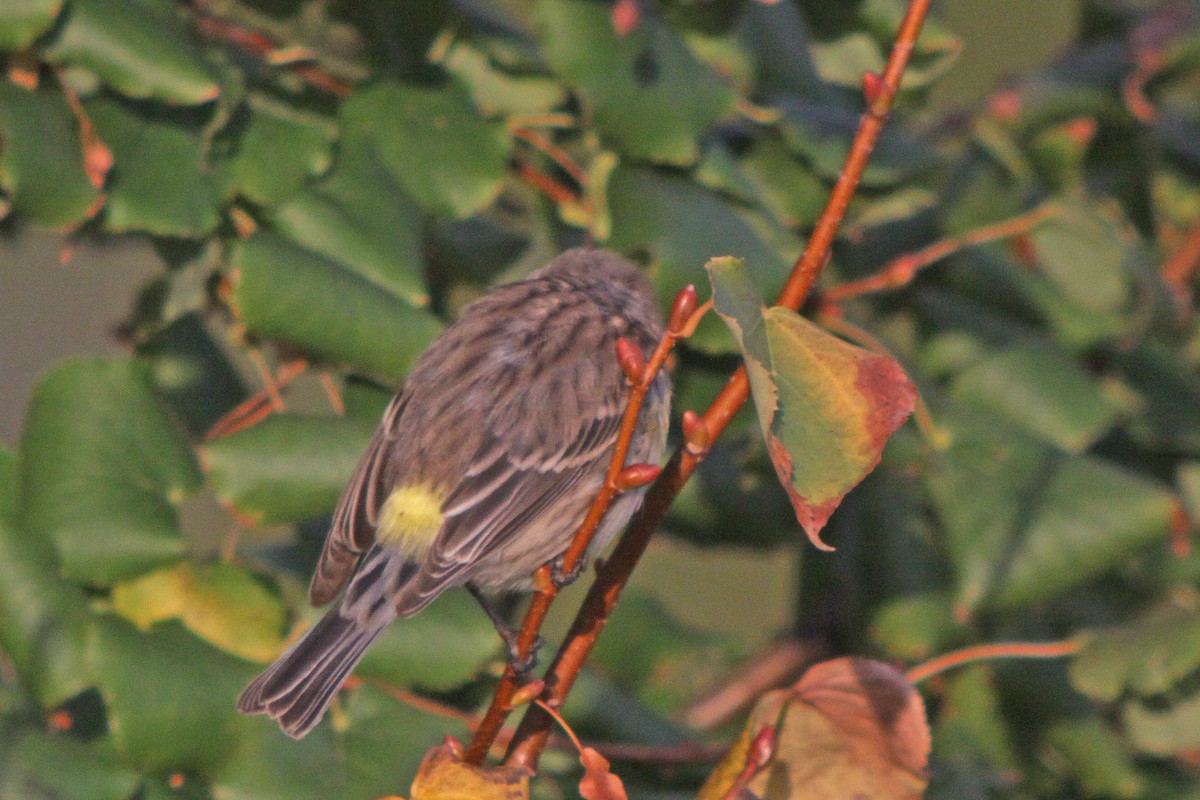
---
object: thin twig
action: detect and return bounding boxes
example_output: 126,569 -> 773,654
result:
191,11 -> 355,97
512,127 -> 587,187
514,160 -> 581,207
204,359 -> 307,441
679,638 -> 820,732
502,0 -> 934,770
820,204 -> 1058,306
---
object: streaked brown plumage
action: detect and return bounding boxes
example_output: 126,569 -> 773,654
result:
237,248 -> 670,738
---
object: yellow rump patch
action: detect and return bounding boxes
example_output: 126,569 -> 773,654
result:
376,484 -> 445,557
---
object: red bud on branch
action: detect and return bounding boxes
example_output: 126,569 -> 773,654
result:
681,410 -> 711,457
668,284 -> 699,334
615,337 -> 646,385
862,71 -> 885,107
748,726 -> 777,770
614,463 -> 661,490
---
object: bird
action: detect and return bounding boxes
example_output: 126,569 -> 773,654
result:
237,248 -> 671,738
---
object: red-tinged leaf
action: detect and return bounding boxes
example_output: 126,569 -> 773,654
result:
791,659 -> 931,780
579,747 -> 628,800
706,257 -> 916,548
699,658 -> 929,800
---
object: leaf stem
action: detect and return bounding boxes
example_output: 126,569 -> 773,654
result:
905,639 -> 1082,685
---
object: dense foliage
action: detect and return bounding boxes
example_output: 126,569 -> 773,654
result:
3,0 -> 1200,797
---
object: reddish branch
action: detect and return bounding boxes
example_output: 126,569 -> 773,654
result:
464,286 -> 702,764
819,204 -> 1058,307
497,0 -> 934,771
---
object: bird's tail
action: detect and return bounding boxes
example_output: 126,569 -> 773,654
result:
237,602 -> 392,739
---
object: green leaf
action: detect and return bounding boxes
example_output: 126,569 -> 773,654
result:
1117,342 -> 1200,452
212,715 -> 343,800
90,615 -> 253,774
21,357 -> 200,585
606,165 -> 796,353
0,728 -> 140,800
442,41 -> 567,117
858,0 -> 962,90
202,412 -> 376,526
592,591 -> 742,715
949,343 -> 1121,453
44,0 -> 219,104
272,131 -> 428,306
87,98 -> 227,236
930,665 -> 1020,780
111,561 -> 287,662
564,668 -> 694,748
340,683 -> 470,799
775,97 -> 936,187
0,0 -> 62,49
0,516 -> 92,706
1029,200 -> 1135,314
231,98 -> 335,207
536,0 -> 735,165
989,455 -> 1173,609
137,312 -> 249,438
810,33 -> 887,88
342,79 -> 508,218
0,447 -> 17,525
870,593 -> 960,663
708,256 -> 916,547
355,590 -> 498,690
736,0 -> 823,95
925,411 -> 1054,617
738,136 -> 828,228
1070,605 -> 1200,702
1042,717 -> 1144,799
229,233 -> 444,382
1124,690 -> 1200,756
0,81 -> 101,228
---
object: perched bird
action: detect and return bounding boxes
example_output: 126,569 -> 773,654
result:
238,248 -> 671,738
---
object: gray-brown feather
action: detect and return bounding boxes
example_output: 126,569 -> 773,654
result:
309,249 -> 669,618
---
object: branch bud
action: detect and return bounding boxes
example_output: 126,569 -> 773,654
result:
615,337 -> 646,384
862,71 -> 885,107
614,463 -> 661,490
681,410 -> 711,457
667,284 -> 699,334
749,725 -> 777,769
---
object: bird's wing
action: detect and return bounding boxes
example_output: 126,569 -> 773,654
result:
399,391 -> 626,611
308,393 -> 408,606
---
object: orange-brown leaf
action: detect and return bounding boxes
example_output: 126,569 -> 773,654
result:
579,747 -> 628,800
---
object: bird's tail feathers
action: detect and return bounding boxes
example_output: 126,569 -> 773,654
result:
237,603 -> 391,739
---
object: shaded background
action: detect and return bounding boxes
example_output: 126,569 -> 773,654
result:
0,0 -> 1079,640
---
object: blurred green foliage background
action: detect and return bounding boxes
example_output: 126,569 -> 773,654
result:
3,0 -> 1200,798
